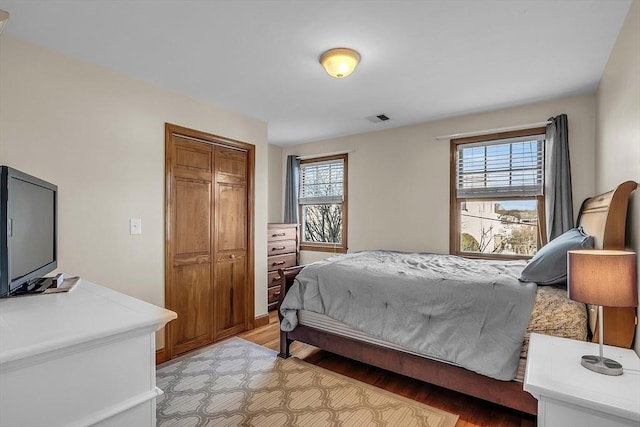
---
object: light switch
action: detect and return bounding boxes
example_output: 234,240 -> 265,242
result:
130,218 -> 142,235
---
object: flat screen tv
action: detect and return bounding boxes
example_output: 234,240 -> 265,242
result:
0,166 -> 58,297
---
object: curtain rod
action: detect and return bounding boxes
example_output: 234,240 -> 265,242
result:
296,149 -> 355,160
435,121 -> 551,141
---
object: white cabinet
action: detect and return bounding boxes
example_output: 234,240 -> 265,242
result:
0,278 -> 176,427
524,333 -> 640,427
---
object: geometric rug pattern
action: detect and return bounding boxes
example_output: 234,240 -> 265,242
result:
156,337 -> 458,427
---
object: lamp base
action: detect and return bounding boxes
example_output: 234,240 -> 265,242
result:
581,355 -> 623,376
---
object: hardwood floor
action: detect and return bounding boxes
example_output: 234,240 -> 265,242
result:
239,311 -> 536,427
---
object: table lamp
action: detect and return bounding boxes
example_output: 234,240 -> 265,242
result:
567,249 -> 638,376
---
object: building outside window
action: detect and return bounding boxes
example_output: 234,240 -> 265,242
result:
299,154 -> 348,252
450,128 -> 547,259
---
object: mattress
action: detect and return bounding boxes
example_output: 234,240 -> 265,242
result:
297,285 -> 587,383
282,251 -> 537,380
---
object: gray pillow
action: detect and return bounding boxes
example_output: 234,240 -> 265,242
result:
519,227 -> 594,285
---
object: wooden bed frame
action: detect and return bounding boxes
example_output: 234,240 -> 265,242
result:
276,181 -> 638,415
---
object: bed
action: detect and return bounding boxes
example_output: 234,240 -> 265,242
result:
276,181 -> 637,415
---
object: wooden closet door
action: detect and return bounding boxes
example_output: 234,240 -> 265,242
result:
213,146 -> 249,340
166,136 -> 214,356
165,123 -> 255,360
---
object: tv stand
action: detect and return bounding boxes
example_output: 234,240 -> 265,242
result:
0,277 -> 177,426
12,277 -> 53,295
12,273 -> 68,296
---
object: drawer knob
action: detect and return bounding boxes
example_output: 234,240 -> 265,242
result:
272,233 -> 286,237
273,260 -> 286,266
272,246 -> 286,251
274,291 -> 281,296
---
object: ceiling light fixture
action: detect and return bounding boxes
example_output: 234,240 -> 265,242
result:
319,48 -> 360,79
0,10 -> 9,35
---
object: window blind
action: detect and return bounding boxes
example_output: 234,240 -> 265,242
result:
456,134 -> 545,198
299,158 -> 344,205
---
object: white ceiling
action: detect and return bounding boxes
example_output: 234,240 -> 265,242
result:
0,0 -> 631,146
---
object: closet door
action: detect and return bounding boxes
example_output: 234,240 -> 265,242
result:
213,146 -> 249,339
166,136 -> 214,356
165,123 -> 255,360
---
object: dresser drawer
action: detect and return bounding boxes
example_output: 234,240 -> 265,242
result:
268,300 -> 279,312
267,271 -> 281,287
268,239 -> 297,256
268,253 -> 297,271
268,284 -> 283,304
268,227 -> 298,242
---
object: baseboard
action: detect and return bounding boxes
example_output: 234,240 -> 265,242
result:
254,313 -> 270,328
156,348 -> 169,365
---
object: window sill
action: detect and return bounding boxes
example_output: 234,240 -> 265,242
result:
301,244 -> 347,254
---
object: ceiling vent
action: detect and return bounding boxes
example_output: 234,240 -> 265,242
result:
365,114 -> 390,123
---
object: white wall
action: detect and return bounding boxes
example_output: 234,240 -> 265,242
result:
595,0 -> 640,354
0,36 -> 270,348
268,144 -> 283,223
280,94 -> 596,265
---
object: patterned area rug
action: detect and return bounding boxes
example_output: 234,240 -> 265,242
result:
156,337 -> 458,427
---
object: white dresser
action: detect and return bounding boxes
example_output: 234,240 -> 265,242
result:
524,333 -> 640,427
0,278 -> 176,427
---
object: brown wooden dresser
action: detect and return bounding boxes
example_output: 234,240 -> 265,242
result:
267,223 -> 299,311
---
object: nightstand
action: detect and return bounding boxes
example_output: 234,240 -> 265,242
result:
524,333 -> 640,427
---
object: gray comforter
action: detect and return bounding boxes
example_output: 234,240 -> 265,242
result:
280,250 -> 537,380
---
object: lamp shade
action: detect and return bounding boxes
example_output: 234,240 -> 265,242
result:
319,48 -> 360,79
567,250 -> 638,307
0,10 -> 9,35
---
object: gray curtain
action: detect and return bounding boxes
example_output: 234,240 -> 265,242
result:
545,114 -> 573,241
284,155 -> 300,224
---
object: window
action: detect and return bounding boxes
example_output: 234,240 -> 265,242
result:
450,128 -> 547,259
299,154 -> 348,252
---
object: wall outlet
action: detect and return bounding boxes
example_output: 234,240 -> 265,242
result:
130,218 -> 142,235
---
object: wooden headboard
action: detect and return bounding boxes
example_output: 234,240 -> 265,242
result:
576,180 -> 638,347
577,180 -> 638,250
